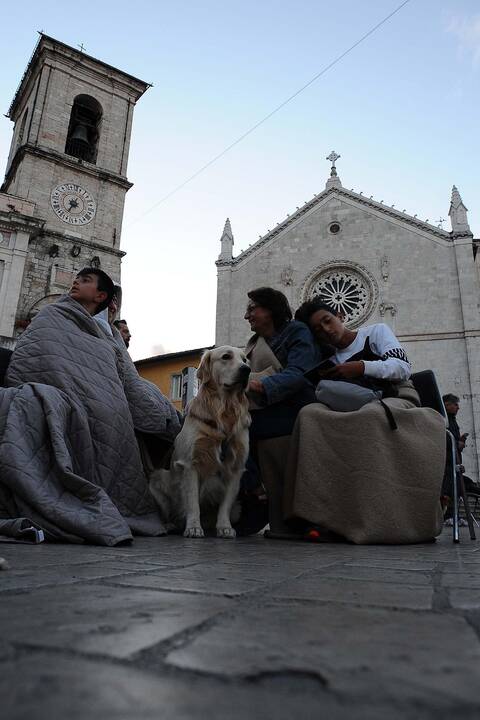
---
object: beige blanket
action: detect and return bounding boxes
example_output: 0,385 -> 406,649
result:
284,390 -> 446,544
245,335 -> 282,410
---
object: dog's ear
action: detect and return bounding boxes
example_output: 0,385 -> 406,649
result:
197,350 -> 212,384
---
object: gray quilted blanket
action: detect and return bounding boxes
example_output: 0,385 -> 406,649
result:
0,295 -> 178,545
111,325 -> 181,438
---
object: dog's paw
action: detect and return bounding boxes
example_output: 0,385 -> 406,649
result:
184,526 -> 205,538
217,526 -> 236,539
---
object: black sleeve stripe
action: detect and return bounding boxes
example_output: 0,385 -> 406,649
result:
381,348 -> 409,363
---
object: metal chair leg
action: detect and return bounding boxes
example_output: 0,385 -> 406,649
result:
447,430 -> 459,543
460,496 -> 480,527
458,472 -> 476,540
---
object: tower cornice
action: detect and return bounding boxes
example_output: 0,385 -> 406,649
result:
1,145 -> 133,194
0,210 -> 44,235
33,228 -> 126,258
8,34 -> 150,119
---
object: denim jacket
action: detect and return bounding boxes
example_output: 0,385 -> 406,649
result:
259,320 -> 321,406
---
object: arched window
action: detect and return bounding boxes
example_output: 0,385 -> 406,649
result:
65,94 -> 102,164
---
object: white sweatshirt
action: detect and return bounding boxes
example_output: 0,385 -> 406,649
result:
333,324 -> 411,381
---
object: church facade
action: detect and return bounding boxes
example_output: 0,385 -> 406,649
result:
0,34 -> 148,348
215,155 -> 480,479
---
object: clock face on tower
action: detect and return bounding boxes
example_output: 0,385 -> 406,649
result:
50,183 -> 96,225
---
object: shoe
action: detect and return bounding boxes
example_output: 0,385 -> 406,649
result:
233,493 -> 269,537
444,517 -> 468,527
303,525 -> 346,543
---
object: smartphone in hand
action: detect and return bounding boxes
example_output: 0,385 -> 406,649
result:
304,359 -> 336,384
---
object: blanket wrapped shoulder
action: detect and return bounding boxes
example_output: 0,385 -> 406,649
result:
111,326 -> 181,439
0,295 -> 168,545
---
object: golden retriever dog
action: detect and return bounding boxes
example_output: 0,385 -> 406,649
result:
149,346 -> 251,538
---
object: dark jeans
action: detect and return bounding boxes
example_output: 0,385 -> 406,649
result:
241,396 -> 314,492
250,402 -> 303,441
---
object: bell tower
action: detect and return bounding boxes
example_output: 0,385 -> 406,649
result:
0,34 -> 149,334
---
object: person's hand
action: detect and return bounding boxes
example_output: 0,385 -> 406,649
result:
323,361 -> 365,380
460,433 -> 469,442
248,378 -> 265,394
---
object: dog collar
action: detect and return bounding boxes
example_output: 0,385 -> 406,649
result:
189,411 -> 220,432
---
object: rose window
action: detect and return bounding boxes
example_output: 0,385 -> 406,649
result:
306,265 -> 375,326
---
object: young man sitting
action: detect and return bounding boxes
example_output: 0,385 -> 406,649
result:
0,267 -> 179,546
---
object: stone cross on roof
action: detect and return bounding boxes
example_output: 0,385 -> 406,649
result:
326,150 -> 340,168
325,150 -> 342,189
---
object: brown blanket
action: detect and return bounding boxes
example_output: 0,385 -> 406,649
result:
283,389 -> 446,544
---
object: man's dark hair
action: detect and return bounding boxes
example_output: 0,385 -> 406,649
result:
443,393 -> 460,404
113,284 -> 122,306
247,287 -> 292,329
113,319 -> 127,328
294,296 -> 338,325
76,267 -> 115,312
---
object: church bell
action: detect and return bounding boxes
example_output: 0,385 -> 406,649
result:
68,122 -> 92,160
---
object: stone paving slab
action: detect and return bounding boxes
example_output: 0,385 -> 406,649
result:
0,582 -> 230,659
1,652 -> 424,720
442,571 -> 480,588
108,558 -> 340,597
269,574 -> 434,609
448,589 -> 480,610
0,543 -> 121,567
342,558 -> 438,570
166,602 -> 480,705
311,565 -> 433,585
1,531 -> 480,719
0,559 -> 171,592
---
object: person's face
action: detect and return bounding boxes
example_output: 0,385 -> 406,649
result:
69,274 -> 107,311
118,323 -> 131,347
308,308 -> 346,346
244,301 -> 273,336
444,399 -> 459,416
108,296 -> 119,325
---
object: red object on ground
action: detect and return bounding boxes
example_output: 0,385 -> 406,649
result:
306,529 -> 321,539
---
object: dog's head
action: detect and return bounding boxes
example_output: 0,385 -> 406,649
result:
197,346 -> 251,391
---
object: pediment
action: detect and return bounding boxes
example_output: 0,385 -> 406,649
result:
223,186 -> 452,267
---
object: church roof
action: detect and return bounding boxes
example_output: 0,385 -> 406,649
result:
7,34 -> 151,118
220,175 -> 452,267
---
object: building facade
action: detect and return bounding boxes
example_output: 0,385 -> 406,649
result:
0,34 -> 148,346
215,155 -> 480,479
136,347 -> 210,410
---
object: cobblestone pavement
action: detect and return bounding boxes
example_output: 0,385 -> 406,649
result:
1,529 -> 480,719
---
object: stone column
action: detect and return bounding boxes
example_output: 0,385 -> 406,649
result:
453,235 -> 480,479
215,265 -> 233,345
0,231 -> 29,338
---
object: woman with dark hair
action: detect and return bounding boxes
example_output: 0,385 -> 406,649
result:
279,299 -> 446,544
245,287 -> 319,435
236,287 -> 320,534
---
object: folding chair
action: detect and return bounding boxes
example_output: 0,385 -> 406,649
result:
411,370 -> 476,543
